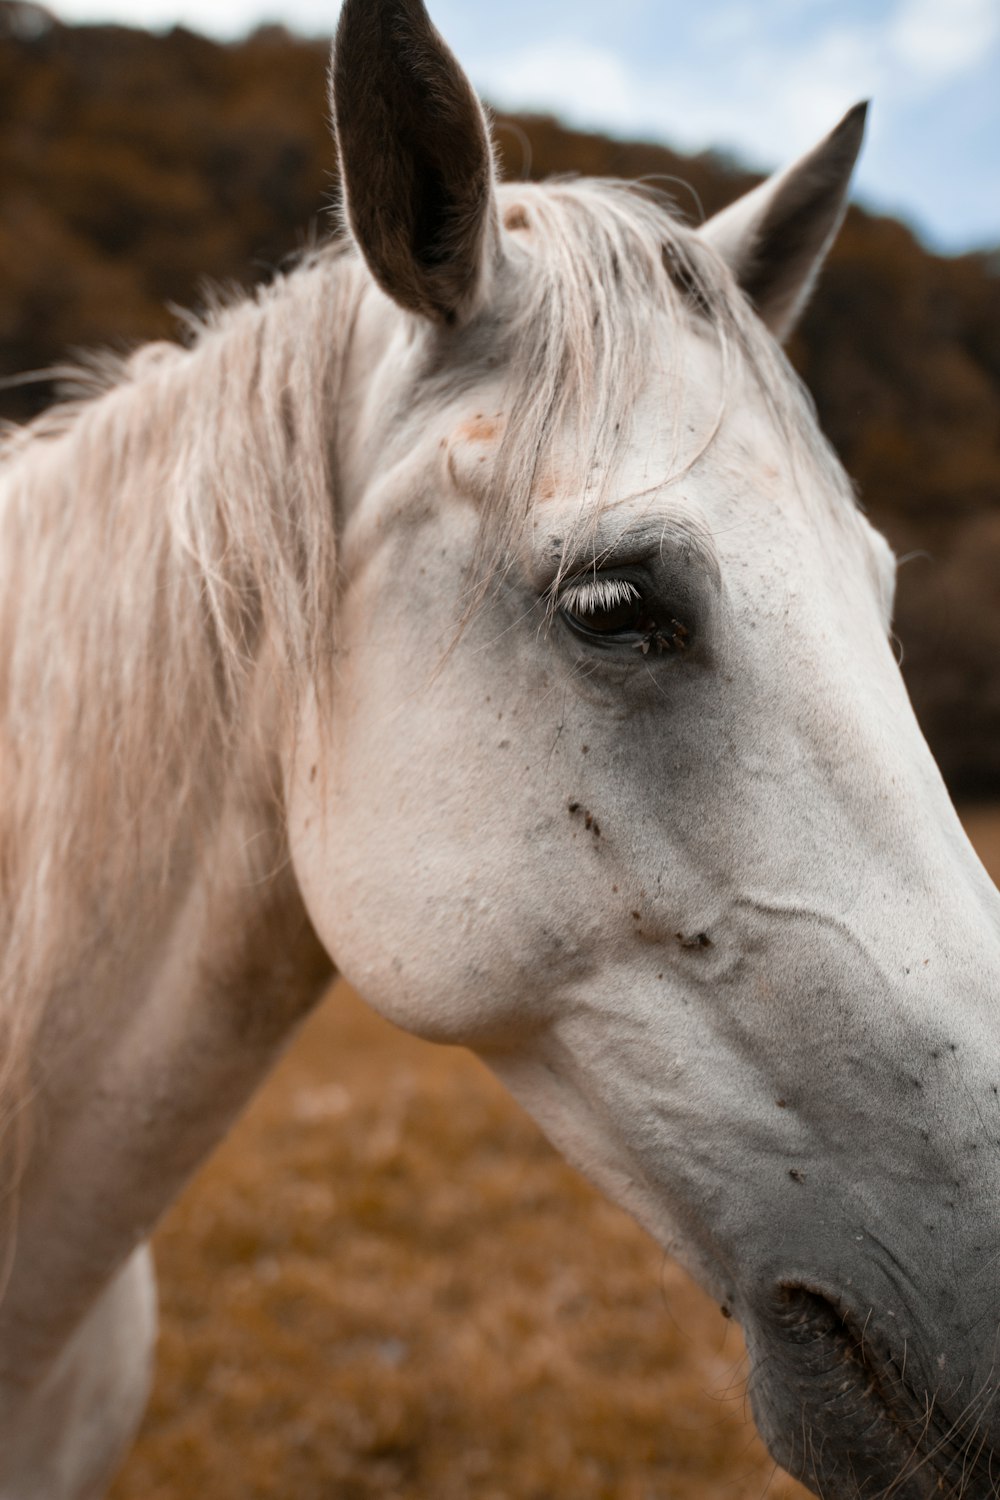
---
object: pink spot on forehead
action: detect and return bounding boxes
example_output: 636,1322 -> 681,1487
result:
456,413 -> 502,445
445,411 -> 506,499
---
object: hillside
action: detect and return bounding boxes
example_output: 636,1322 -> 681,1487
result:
1,3 -> 998,791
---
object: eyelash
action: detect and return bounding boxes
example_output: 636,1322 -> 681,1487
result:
555,572 -> 691,656
557,576 -> 640,618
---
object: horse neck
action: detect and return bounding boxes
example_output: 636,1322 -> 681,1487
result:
0,247 -> 360,1076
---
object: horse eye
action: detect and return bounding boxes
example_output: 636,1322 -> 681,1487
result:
557,575 -> 691,655
558,576 -> 647,639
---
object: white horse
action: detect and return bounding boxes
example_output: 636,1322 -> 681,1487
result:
1,2 -> 998,1496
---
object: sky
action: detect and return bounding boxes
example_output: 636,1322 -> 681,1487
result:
44,0 -> 1000,254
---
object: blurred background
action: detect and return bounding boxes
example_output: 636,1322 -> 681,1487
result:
1,1 -> 998,1495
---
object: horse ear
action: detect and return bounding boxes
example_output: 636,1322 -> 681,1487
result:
698,103 -> 868,342
330,0 -> 500,325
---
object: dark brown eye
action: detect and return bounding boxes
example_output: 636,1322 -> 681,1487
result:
560,576 -> 646,636
557,575 -> 690,655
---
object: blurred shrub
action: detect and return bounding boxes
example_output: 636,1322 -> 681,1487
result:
1,2 -> 998,793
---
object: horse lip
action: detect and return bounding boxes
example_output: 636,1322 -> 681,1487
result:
750,1284 -> 999,1499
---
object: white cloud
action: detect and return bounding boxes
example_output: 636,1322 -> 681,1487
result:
889,0 -> 1000,80
476,40 -> 643,135
475,23 -> 880,173
475,0 -> 999,184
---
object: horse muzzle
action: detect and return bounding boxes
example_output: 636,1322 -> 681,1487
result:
745,1284 -> 1000,1499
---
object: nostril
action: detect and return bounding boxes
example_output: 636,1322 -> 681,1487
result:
769,1286 -> 900,1419
772,1284 -> 859,1355
753,1286 -> 1000,1494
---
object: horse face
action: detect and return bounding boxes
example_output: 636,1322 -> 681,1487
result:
288,2 -> 1000,1492
289,297 -> 1000,1491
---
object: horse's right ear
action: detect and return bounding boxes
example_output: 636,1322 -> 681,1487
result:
698,103 -> 868,342
331,0 -> 500,325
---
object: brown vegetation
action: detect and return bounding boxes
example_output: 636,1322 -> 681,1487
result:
107,809 -> 1000,1500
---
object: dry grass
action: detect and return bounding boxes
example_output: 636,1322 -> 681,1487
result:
109,807 -> 1000,1500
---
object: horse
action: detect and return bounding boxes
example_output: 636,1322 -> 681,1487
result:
1,1 -> 998,1495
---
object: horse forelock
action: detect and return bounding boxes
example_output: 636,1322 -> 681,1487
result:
442,178 -> 859,598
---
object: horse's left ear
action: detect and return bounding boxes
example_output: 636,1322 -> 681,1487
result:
699,102 -> 868,342
331,0 -> 500,324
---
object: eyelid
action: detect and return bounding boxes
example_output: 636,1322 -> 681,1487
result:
558,576 -> 641,616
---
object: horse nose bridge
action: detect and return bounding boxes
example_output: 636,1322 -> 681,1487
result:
733,924 -> 1000,1370
725,687 -> 1000,1019
731,869 -> 999,1030
726,665 -> 995,931
743,606 -> 980,865
723,885 -> 1000,1191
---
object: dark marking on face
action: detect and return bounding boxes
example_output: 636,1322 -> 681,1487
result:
309,764 -> 317,783
676,931 -> 712,949
567,802 -> 600,838
776,1099 -> 787,1109
503,204 -> 529,232
720,1304 -> 732,1319
789,1169 -> 806,1184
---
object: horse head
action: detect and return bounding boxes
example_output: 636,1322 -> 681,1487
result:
287,3 -> 1000,1492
